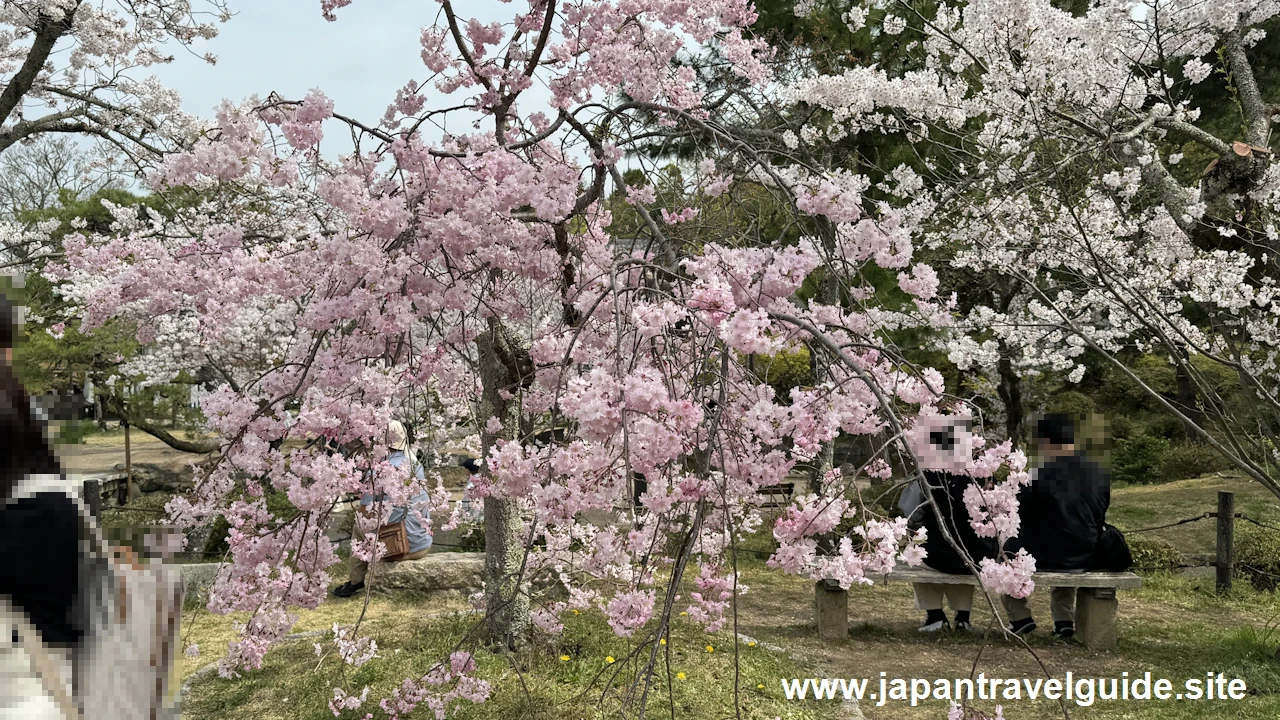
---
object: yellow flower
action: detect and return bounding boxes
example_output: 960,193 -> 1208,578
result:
747,641 -> 757,647
757,683 -> 764,689
705,645 -> 714,653
559,655 -> 570,662
572,610 -> 580,615
680,611 -> 688,616
659,638 -> 666,645
676,672 -> 686,680
606,656 -> 616,664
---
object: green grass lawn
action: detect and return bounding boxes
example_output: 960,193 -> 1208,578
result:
179,591 -> 833,720
1108,474 -> 1280,557
177,473 -> 1280,719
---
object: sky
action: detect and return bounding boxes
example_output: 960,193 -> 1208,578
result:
150,0 -> 547,155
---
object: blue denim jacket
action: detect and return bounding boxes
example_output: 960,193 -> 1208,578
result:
359,450 -> 432,553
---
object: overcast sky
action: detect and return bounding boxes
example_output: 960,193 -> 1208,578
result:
150,0 -> 547,154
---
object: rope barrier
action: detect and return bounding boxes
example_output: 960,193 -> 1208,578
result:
1238,514 -> 1280,534
1121,513 -> 1214,534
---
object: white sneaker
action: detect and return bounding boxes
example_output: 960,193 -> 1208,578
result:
954,620 -> 973,633
919,619 -> 950,632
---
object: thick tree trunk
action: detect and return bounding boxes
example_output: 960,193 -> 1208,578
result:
996,348 -> 1024,450
476,320 -> 531,649
1174,348 -> 1203,442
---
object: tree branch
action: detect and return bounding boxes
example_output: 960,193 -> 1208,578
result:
1222,28 -> 1271,146
0,7 -> 78,128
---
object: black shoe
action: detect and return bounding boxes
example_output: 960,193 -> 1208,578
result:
954,620 -> 973,633
1053,622 -> 1075,640
1009,618 -> 1037,637
331,581 -> 364,598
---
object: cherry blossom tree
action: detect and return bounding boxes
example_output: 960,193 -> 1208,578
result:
785,0 -> 1280,500
42,0 -> 1034,716
0,1 -> 227,162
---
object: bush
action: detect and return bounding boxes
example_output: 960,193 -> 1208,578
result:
1044,391 -> 1095,418
1126,534 -> 1182,571
1146,415 -> 1187,441
1108,415 -> 1136,440
1236,526 -> 1280,592
1112,434 -> 1171,484
1160,442 -> 1232,481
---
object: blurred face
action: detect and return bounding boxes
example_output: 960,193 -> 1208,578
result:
909,414 -> 975,472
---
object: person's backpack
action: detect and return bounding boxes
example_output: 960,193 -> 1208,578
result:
1094,522 -> 1134,572
5,474 -> 183,719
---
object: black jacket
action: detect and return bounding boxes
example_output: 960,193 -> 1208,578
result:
917,471 -> 997,575
0,492 -> 87,648
1006,453 -> 1110,570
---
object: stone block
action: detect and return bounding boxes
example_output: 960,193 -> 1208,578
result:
815,580 -> 848,642
367,552 -> 485,598
1076,587 -> 1118,650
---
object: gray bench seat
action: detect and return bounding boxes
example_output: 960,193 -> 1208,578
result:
815,564 -> 1141,649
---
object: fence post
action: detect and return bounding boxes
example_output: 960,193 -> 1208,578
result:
1216,491 -> 1234,594
82,479 -> 101,521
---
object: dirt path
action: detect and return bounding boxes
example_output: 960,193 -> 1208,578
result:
57,428 -> 212,474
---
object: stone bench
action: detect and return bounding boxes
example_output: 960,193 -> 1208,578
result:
366,552 -> 485,599
815,565 -> 1142,650
178,552 -> 487,602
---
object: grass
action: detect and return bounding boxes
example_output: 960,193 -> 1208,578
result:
1108,475 -> 1280,557
731,555 -> 1280,719
180,589 -> 833,720
174,471 -> 1280,719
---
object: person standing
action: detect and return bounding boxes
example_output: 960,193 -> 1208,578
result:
0,297 -> 83,718
331,420 -> 434,598
1001,414 -> 1110,639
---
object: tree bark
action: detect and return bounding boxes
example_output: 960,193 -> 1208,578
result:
476,320 -> 531,650
0,8 -> 79,129
996,347 -> 1024,450
1174,347 -> 1203,442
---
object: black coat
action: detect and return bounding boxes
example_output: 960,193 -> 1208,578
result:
1005,453 -> 1110,570
917,471 -> 997,575
0,492 -> 87,647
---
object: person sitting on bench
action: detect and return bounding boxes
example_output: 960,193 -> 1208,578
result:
1001,413 -> 1110,639
911,469 -> 998,632
906,415 -> 996,632
332,420 -> 433,598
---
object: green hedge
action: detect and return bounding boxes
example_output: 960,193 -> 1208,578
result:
1126,534 -> 1182,572
1112,434 -> 1170,484
1236,526 -> 1280,592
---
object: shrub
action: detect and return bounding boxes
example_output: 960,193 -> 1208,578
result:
1112,434 -> 1171,484
1044,391 -> 1095,418
1146,415 -> 1187,441
1108,415 -> 1136,440
1160,442 -> 1232,481
1236,526 -> 1280,592
1126,535 -> 1182,572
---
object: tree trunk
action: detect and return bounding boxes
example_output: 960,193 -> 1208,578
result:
476,320 -> 531,650
996,347 -> 1025,450
1174,347 -> 1203,442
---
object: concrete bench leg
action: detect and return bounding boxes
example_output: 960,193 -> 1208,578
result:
1076,587 -> 1118,650
815,580 -> 848,641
